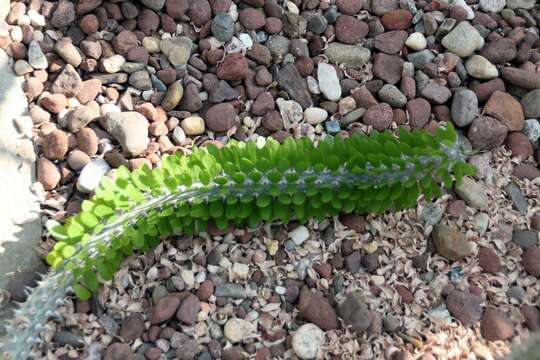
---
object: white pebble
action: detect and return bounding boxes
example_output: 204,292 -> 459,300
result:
172,126 -> 187,145
228,2 -> 238,21
14,60 -> 33,75
102,54 -> 126,73
307,76 -> 320,95
405,32 -> 427,51
232,262 -> 250,280
304,107 -> 328,125
180,269 -> 195,289
238,33 -> 253,49
142,90 -> 154,101
219,257 -> 232,269
100,103 -> 121,116
32,30 -> 44,42
289,226 -> 310,246
17,15 -> 31,26
28,9 -> 46,27
317,63 -> 341,101
224,318 -> 253,343
77,160 -> 111,193
10,26 -> 23,42
66,98 -> 80,108
292,324 -> 325,359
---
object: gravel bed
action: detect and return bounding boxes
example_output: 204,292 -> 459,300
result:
1,0 -> 540,358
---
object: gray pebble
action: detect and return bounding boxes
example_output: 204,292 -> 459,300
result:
211,13 -> 235,42
512,229 -> 538,249
420,203 -> 443,225
507,286 -> 526,302
307,14 -> 328,34
506,181 -> 528,215
214,283 -> 247,299
378,84 -> 407,108
451,89 -> 478,127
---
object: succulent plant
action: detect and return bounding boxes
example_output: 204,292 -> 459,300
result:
1,123 -> 473,359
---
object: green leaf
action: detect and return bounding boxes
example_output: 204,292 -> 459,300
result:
83,271 -> 99,292
73,283 -> 92,300
61,245 -> 76,258
47,220 -> 68,241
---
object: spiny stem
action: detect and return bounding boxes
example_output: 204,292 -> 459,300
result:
1,125 -> 473,359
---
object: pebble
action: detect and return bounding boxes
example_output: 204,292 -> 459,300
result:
103,55 -> 126,74
420,203 -> 443,225
484,91 -> 524,131
161,81 -> 184,111
441,21 -> 483,58
77,159 -> 111,193
317,63 -> 341,101
521,90 -> 540,119
52,64 -> 83,98
338,291 -> 372,334
465,55 -> 498,80
480,38 -> 516,64
211,13 -> 235,43
432,224 -> 476,261
473,213 -> 490,235
277,64 -> 313,109
325,120 -> 341,134
27,40 -> 47,69
481,308 -> 514,341
455,177 -> 488,210
335,15 -> 368,44
506,286 -> 526,302
451,89 -> 478,127
298,287 -> 339,330
374,30 -> 408,55
150,295 -> 181,324
104,343 -> 134,360
363,103 -> 393,131
205,103 -> 236,132
506,0 -> 535,9
479,0 -> 506,12
304,107 -> 328,125
224,318 -> 253,343
523,246 -> 540,277
103,112 -> 149,156
446,290 -> 483,327
289,226 -> 310,246
292,324 -> 324,360
161,36 -> 193,67
522,305 -> 540,331
120,314 -> 145,342
324,43 -> 371,69
55,39 -> 82,67
307,14 -> 328,34
53,330 -> 84,347
500,67 -> 540,90
506,182 -> 528,215
43,130 -> 68,160
478,247 -> 500,274
420,81 -> 452,105
176,294 -> 200,325
37,158 -> 61,190
373,53 -> 404,85
467,116 -> 508,150
405,32 -> 427,50
512,230 -> 537,249
378,84 -> 407,108
214,283 -> 246,298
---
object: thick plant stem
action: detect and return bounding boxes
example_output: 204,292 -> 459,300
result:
1,125 -> 472,359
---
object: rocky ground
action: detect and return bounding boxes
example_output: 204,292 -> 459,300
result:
1,0 -> 540,358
